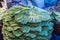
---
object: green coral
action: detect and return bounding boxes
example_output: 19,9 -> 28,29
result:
2,5 -> 53,40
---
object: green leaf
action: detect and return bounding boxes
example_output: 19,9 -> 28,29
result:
50,12 -> 58,19
13,26 -> 20,30
21,26 -> 30,33
35,25 -> 42,32
40,30 -> 48,36
13,30 -> 22,37
56,16 -> 60,21
6,27 -> 13,31
8,32 -> 15,38
24,33 -> 36,38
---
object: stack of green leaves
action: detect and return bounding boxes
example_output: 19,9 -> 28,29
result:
2,5 -> 53,40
